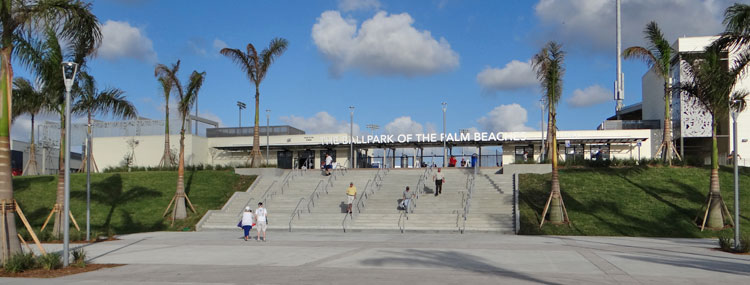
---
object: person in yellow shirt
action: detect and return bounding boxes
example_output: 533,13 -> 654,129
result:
346,182 -> 357,214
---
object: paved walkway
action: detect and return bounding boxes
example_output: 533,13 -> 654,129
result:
2,231 -> 749,284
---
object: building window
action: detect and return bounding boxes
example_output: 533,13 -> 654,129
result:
514,146 -> 534,163
565,145 -> 584,162
590,144 -> 610,161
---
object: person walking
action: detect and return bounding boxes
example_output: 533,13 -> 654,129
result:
433,168 -> 445,196
400,186 -> 414,211
255,202 -> 268,242
325,153 -> 333,176
345,182 -> 357,214
240,206 -> 254,241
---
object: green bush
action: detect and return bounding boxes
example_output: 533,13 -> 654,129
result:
738,235 -> 750,253
3,252 -> 38,273
717,234 -> 750,253
38,253 -> 62,270
72,247 -> 87,267
718,235 -> 734,251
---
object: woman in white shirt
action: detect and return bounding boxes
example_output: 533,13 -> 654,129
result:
240,206 -> 254,241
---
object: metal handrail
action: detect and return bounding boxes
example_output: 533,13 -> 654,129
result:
237,198 -> 255,217
398,211 -> 407,233
355,179 -> 372,214
288,197 -> 306,232
280,170 -> 294,194
305,180 -> 325,213
459,165 -> 478,233
258,181 -> 278,206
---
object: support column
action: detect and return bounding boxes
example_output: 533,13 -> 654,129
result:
478,145 -> 482,167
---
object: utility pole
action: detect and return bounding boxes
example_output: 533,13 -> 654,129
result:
237,101 -> 246,128
266,109 -> 270,166
614,0 -> 625,113
349,106 -> 355,168
441,102 -> 447,167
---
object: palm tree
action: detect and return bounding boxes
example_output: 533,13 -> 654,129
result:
719,3 -> 750,49
0,0 -> 101,259
677,44 -> 750,230
532,41 -> 569,226
220,38 -> 288,167
155,60 -> 205,220
12,77 -> 46,176
73,72 -> 137,173
623,21 -> 681,165
156,75 -> 175,168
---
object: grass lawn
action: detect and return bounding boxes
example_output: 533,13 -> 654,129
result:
12,170 -> 255,239
519,166 -> 750,238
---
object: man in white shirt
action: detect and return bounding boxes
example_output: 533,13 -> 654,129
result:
433,168 -> 445,196
255,202 -> 268,242
325,154 -> 333,176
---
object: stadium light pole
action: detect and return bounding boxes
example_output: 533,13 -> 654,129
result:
731,99 -> 741,250
349,106 -> 355,168
266,109 -> 270,166
62,61 -> 78,267
442,102 -> 447,167
236,101 -> 246,128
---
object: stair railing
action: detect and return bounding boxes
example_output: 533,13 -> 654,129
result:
288,197 -> 306,232
305,180 -> 325,213
258,181 -> 278,207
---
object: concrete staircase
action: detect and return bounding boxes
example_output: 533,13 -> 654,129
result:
198,166 -> 526,234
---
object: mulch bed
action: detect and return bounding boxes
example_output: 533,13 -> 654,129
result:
0,264 -> 123,278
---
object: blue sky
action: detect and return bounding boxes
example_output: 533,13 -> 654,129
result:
11,0 -> 738,141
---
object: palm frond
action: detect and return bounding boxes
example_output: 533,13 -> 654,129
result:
723,3 -> 750,37
258,37 -> 288,82
730,90 -> 748,114
179,71 -> 206,118
220,47 -> 255,82
155,60 -> 183,97
623,46 -> 659,72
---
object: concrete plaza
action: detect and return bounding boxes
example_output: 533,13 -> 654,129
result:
2,231 -> 749,284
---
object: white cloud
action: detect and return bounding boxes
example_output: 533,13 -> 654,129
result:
98,20 -> 157,62
338,0 -> 381,11
477,60 -> 537,92
568,84 -> 611,107
213,38 -> 228,50
477,104 -> 535,132
11,115 -> 32,142
198,112 -> 224,127
187,38 -> 207,56
534,0 -> 730,52
384,116 -> 423,135
312,11 -> 459,77
280,111 -> 361,135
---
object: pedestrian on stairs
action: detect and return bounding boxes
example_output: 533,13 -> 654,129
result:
240,206 -> 254,241
346,182 -> 357,214
433,168 -> 445,196
255,203 -> 268,242
400,186 -> 414,210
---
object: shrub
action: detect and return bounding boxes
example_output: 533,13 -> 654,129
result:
3,252 -> 37,273
72,248 -> 87,267
38,253 -> 62,270
717,234 -> 750,253
738,235 -> 750,253
718,235 -> 733,251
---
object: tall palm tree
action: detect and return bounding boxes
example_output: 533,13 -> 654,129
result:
532,41 -> 569,226
12,77 -> 46,176
156,75 -> 175,168
155,60 -> 205,220
0,0 -> 101,259
220,38 -> 288,167
623,21 -> 681,165
73,72 -> 137,173
677,44 -> 750,230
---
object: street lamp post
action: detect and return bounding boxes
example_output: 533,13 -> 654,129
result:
266,109 -> 270,166
86,122 -> 91,242
730,99 -> 741,250
441,102 -> 447,167
236,101 -> 246,128
62,61 -> 79,267
349,106 -> 355,168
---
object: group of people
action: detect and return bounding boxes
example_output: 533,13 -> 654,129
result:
343,168 -> 448,213
447,156 -> 472,167
238,202 -> 269,242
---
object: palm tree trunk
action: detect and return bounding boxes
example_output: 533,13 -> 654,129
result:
250,86 -> 262,167
705,121 -> 725,228
0,47 -> 22,259
662,83 -> 674,165
546,109 -> 554,162
173,122 -> 187,220
548,114 -> 564,223
23,114 -> 39,175
52,114 -> 65,237
159,102 -> 172,167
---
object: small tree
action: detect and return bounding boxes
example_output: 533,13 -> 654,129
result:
156,60 -> 205,220
156,75 -> 175,167
11,77 -> 46,175
678,44 -> 750,230
624,21 -> 681,165
73,72 -> 137,173
532,41 -> 569,226
220,38 -> 288,167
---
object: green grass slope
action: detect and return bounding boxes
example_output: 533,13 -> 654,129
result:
519,167 -> 750,237
12,170 -> 255,238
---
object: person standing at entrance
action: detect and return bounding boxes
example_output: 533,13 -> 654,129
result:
325,153 -> 333,176
255,202 -> 268,242
345,182 -> 357,214
433,168 -> 445,196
